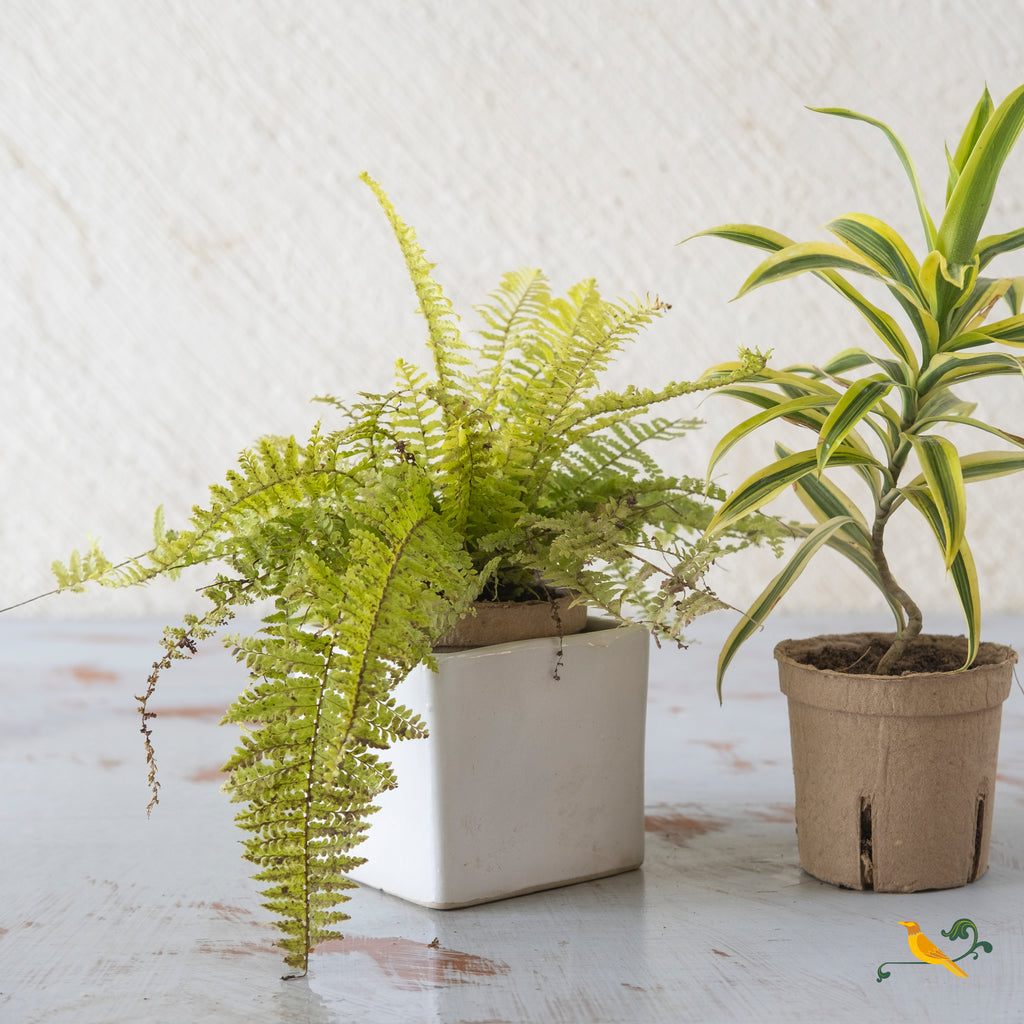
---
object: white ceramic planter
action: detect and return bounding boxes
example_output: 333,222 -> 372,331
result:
349,617 -> 649,908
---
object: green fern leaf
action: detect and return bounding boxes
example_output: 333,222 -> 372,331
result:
361,173 -> 468,406
218,465 -> 479,973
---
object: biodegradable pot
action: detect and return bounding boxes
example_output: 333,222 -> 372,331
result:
349,616 -> 649,908
436,591 -> 588,648
776,633 -> 1016,893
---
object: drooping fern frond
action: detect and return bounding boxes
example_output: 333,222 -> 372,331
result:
221,465 -> 480,975
54,429 -> 360,596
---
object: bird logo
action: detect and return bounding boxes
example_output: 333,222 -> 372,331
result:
899,921 -> 968,977
877,918 -> 991,981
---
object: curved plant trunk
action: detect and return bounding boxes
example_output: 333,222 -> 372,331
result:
871,499 -> 923,674
777,633 -> 1015,892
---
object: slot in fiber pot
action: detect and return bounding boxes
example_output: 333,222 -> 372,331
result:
776,633 -> 1016,893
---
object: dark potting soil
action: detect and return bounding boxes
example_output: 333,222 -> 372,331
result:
791,634 -> 989,676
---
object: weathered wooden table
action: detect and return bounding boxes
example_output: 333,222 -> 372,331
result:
3,612 -> 1023,1023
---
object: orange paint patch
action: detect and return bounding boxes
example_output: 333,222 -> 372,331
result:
198,939 -> 279,957
188,764 -> 226,783
188,901 -> 254,922
152,705 -> 225,719
317,935 -> 510,988
645,809 -> 728,847
692,739 -> 755,773
751,804 -> 796,823
70,665 -> 118,684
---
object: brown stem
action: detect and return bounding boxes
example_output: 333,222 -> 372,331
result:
872,503 -> 922,674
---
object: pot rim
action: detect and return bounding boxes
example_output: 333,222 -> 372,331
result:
436,591 -> 589,650
775,632 -> 1016,717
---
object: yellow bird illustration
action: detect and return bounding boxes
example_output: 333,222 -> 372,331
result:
899,921 -> 968,977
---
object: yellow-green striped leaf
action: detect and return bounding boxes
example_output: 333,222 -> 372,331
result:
917,350 -> 1024,393
706,394 -> 834,483
903,451 -> 1024,501
716,516 -> 855,698
949,87 -> 994,197
810,105 -> 938,251
1007,279 -> 1024,315
938,83 -> 1024,265
827,214 -> 926,306
903,488 -> 980,668
705,448 -> 880,539
817,277 -> 920,369
915,388 -> 977,422
690,224 -> 919,369
975,227 -> 1024,269
684,223 -> 795,252
907,435 -> 966,569
949,541 -> 981,668
779,443 -> 874,542
952,313 -> 1024,348
955,449 -> 1024,482
714,370 -> 841,407
882,285 -> 941,364
821,348 -> 874,374
817,377 -> 893,472
734,241 -> 887,298
919,249 -> 977,318
913,419 -> 1024,454
816,350 -> 907,453
948,276 -> 1012,337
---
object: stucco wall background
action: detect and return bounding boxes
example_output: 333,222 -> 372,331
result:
4,0 -> 1024,627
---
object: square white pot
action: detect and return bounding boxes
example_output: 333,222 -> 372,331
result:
348,617 -> 649,908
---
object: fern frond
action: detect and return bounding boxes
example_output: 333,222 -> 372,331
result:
361,173 -> 468,409
544,417 -> 703,507
56,430 -> 363,598
219,465 -> 480,974
390,359 -> 447,464
560,349 -> 769,447
51,537 -> 116,592
475,268 -> 550,401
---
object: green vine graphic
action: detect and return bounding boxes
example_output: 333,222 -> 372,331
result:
877,919 -> 993,982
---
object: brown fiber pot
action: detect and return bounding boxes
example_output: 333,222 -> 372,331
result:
436,592 -> 587,649
776,633 -> 1016,893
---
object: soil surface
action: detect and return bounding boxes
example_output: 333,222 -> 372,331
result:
786,633 -> 1011,676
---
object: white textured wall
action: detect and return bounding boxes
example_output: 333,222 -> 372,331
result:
4,0 -> 1024,625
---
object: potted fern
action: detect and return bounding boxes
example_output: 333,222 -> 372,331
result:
44,173 -> 778,975
688,84 -> 1024,892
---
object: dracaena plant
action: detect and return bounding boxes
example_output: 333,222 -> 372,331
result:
689,83 -> 1024,695
27,174 -> 779,975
